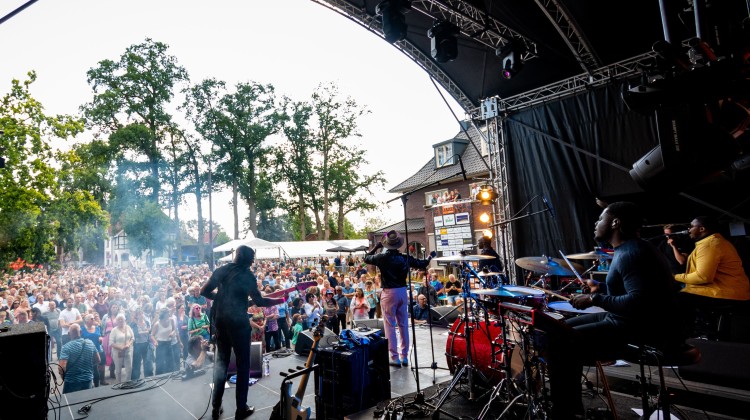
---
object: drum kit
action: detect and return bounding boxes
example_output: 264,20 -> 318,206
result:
428,250 -> 612,419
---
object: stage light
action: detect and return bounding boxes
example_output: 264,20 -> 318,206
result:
475,185 -> 498,205
376,0 -> 411,44
482,229 -> 493,239
479,212 -> 491,223
496,38 -> 525,79
428,20 -> 458,63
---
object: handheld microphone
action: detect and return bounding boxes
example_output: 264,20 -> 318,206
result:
542,196 -> 556,219
668,230 -> 689,236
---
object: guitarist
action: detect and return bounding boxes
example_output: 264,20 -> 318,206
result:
201,245 -> 284,420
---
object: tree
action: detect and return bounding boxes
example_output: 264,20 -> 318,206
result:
0,72 -> 86,265
310,83 -> 369,239
121,200 -> 174,261
272,98 -> 317,240
329,150 -> 386,239
82,38 -> 189,203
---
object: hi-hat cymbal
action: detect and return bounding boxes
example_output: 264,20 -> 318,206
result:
433,254 -> 496,262
515,257 -> 583,276
565,250 -> 613,260
477,271 -> 503,277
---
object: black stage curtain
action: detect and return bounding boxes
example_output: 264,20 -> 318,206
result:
503,82 -> 750,279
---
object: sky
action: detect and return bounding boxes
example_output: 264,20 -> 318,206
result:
0,0 -> 466,238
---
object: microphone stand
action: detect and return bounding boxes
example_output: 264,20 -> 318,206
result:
410,280 -> 451,385
386,168 -> 464,414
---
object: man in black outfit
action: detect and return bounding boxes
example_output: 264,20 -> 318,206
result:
547,202 -> 678,418
201,246 -> 283,420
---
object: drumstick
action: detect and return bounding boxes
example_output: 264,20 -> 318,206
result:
529,286 -> 570,302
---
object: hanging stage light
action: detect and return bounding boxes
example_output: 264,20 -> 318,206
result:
479,212 -> 491,224
428,20 -> 458,63
376,0 -> 411,44
475,185 -> 498,205
496,38 -> 526,79
482,229 -> 493,239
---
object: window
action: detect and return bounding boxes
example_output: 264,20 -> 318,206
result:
435,144 -> 454,168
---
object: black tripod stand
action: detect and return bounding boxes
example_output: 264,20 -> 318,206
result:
410,279 -> 452,385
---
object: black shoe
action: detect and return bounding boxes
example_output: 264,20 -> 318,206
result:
235,405 -> 255,419
211,406 -> 223,420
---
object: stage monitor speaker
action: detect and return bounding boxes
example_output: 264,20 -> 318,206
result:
227,341 -> 263,378
294,327 -> 336,356
353,318 -> 383,330
679,339 -> 750,390
429,305 -> 460,327
315,336 -> 390,419
0,323 -> 48,420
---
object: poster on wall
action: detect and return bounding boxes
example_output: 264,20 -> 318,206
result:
432,202 -> 474,254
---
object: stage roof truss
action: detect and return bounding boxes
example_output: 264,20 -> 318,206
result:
534,0 -> 601,73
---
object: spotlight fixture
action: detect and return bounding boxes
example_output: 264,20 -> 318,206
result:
475,185 -> 498,205
428,20 -> 458,63
479,212 -> 491,224
376,0 -> 411,44
496,38 -> 526,79
482,229 -> 493,239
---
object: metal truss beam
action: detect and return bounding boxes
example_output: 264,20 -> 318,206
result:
312,0 -> 476,110
534,0 -> 600,73
474,51 -> 656,113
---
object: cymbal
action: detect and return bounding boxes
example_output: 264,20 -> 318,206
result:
515,257 -> 583,276
478,271 -> 503,277
433,254 -> 496,262
565,250 -> 613,260
472,287 -> 521,297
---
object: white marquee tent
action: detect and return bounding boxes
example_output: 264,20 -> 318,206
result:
215,239 -> 370,261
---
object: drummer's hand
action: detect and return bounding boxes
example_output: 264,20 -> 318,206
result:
585,279 -> 600,294
570,294 -> 594,310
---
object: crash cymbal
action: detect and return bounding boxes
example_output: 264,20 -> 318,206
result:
433,254 -> 496,262
515,257 -> 583,276
565,250 -> 613,260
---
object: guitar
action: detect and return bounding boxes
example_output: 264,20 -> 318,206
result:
270,315 -> 328,420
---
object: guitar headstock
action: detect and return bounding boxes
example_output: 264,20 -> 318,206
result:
314,315 -> 328,339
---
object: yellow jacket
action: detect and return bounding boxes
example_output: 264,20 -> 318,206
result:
675,233 -> 750,300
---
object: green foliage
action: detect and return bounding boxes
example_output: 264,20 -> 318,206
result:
121,200 -> 174,259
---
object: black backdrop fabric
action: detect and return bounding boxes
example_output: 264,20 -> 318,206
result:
502,82 -> 750,279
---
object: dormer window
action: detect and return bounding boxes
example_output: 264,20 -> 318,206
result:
435,144 -> 454,168
434,138 -> 469,169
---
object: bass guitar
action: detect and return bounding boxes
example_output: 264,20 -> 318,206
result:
270,315 -> 328,420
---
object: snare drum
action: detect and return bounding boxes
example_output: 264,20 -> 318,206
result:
547,301 -> 606,318
446,318 -> 504,386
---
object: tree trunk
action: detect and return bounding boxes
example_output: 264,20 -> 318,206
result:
247,159 -> 257,236
194,162 -> 205,265
232,180 -> 240,239
150,156 -> 160,203
297,192 -> 306,240
313,211 -> 322,240
337,201 -> 345,239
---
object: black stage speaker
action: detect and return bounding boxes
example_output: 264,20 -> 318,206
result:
294,327 -> 337,356
353,318 -> 384,330
429,305 -> 460,327
0,323 -> 48,420
679,339 -> 750,390
227,341 -> 263,378
314,336 -> 390,419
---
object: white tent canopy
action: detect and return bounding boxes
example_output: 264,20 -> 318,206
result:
216,239 -> 370,261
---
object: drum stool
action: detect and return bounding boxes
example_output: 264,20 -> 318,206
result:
624,343 -> 701,420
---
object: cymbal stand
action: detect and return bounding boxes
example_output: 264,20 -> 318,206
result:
558,261 -> 597,294
528,273 -> 549,289
431,263 -> 492,419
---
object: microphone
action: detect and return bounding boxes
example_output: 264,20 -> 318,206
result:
668,230 -> 689,236
542,196 -> 556,219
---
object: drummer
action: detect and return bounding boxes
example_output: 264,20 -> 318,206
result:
546,202 -> 679,419
477,236 -> 503,274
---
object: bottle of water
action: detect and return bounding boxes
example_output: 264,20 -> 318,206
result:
263,357 -> 270,377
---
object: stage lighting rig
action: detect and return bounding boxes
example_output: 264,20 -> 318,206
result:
428,20 -> 458,63
479,212 -> 491,223
376,0 -> 411,44
496,38 -> 526,79
475,185 -> 498,205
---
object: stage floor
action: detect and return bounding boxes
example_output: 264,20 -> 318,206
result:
49,322 -> 750,420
